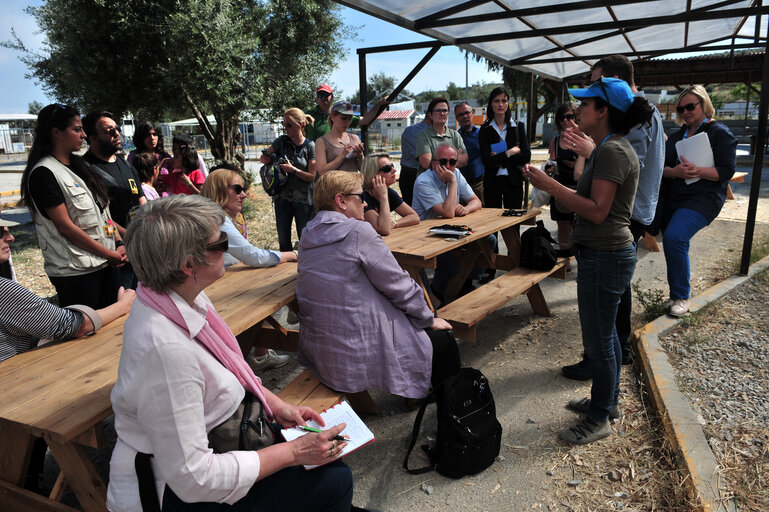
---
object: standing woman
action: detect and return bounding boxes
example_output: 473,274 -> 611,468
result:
158,133 -> 206,195
479,86 -> 531,209
523,78 -> 653,445
126,121 -> 170,165
259,108 -> 317,252
20,103 -> 126,309
660,85 -> 737,317
315,101 -> 364,176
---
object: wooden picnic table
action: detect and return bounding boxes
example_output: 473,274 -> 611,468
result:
0,262 -> 298,512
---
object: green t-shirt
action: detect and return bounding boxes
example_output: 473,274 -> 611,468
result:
305,105 -> 360,142
571,137 -> 639,251
415,126 -> 467,174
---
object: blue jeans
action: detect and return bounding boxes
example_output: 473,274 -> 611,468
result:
161,460 -> 353,512
576,244 -> 637,422
275,197 -> 314,252
661,208 -> 709,300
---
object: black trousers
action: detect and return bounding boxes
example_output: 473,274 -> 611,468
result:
49,266 -> 122,308
399,166 -> 418,206
484,174 -> 523,210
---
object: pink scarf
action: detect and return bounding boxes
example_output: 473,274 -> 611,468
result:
136,284 -> 273,420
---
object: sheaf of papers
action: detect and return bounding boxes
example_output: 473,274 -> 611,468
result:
675,131 -> 713,185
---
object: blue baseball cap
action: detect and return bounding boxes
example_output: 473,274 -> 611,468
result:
570,77 -> 635,113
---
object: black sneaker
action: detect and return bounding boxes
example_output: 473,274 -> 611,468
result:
562,358 -> 592,381
620,346 -> 633,365
567,397 -> 622,420
559,417 -> 612,445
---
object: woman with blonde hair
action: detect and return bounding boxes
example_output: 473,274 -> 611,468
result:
260,108 -> 317,251
314,101 -> 364,175
360,153 -> 419,235
296,171 -> 459,407
659,85 -> 736,316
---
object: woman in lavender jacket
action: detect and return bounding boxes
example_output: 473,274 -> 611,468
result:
296,171 -> 459,403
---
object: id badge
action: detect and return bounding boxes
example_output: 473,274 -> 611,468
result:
104,224 -> 115,238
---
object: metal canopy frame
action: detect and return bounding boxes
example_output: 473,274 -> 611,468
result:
345,0 -> 767,275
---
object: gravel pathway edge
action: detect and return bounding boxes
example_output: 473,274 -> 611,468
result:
633,253 -> 769,512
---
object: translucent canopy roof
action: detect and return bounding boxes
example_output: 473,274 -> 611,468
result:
338,0 -> 768,79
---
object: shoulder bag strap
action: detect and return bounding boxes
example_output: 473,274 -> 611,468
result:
402,396 -> 435,474
135,452 -> 161,512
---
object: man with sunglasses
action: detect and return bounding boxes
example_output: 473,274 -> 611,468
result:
83,111 -> 146,289
560,55 -> 665,381
454,102 -> 485,202
305,84 -> 387,142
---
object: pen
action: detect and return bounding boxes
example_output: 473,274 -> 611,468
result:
295,425 -> 349,441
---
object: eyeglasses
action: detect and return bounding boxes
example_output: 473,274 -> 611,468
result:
228,184 -> 246,194
104,126 -> 121,136
676,102 -> 700,114
343,192 -> 366,203
317,91 -> 332,99
378,163 -> 395,173
431,108 -> 449,114
456,110 -> 472,117
205,231 -> 229,252
432,158 -> 457,167
564,113 -> 576,120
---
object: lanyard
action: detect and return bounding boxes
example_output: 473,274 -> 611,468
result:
683,117 -> 709,140
597,132 -> 616,149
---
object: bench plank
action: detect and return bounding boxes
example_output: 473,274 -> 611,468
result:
277,370 -> 344,413
438,258 -> 569,341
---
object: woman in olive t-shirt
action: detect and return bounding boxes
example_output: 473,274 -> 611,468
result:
523,77 -> 653,446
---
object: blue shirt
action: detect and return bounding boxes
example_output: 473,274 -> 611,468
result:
400,121 -> 430,169
221,216 -> 281,268
625,92 -> 665,226
412,169 -> 475,220
457,125 -> 485,181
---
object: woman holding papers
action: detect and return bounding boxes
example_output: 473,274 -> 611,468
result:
660,85 -> 737,317
522,77 -> 653,445
478,86 -> 531,209
296,171 -> 459,406
107,195 -> 358,512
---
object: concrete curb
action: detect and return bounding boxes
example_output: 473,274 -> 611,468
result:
0,190 -> 20,198
633,253 -> 769,512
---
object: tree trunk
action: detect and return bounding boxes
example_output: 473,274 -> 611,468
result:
183,92 -> 243,170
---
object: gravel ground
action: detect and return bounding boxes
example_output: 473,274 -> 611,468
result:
659,270 -> 769,511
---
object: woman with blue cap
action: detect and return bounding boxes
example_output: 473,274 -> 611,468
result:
523,77 -> 653,445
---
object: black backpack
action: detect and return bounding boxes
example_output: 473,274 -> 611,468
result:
403,368 -> 502,478
259,158 -> 288,197
520,220 -> 572,271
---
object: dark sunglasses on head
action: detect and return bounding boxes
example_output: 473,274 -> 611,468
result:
343,192 -> 366,203
676,102 -> 700,114
564,113 -> 576,120
317,91 -> 332,98
378,163 -> 395,173
205,231 -> 229,252
228,184 -> 246,194
46,103 -> 68,126
433,158 -> 457,167
590,76 -> 610,103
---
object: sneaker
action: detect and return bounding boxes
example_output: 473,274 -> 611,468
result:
559,417 -> 612,445
562,358 -> 592,381
620,345 -> 633,365
669,298 -> 690,317
567,397 -> 622,420
248,348 -> 290,373
664,298 -> 674,308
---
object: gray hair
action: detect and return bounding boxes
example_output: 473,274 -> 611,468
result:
125,195 -> 225,292
453,101 -> 471,114
432,143 -> 457,160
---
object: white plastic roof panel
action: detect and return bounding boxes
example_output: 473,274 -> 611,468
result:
338,0 -> 767,79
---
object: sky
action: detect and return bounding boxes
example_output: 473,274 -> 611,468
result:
0,1 -> 502,115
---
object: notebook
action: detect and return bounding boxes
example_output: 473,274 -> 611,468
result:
281,400 -> 375,469
674,131 -> 713,185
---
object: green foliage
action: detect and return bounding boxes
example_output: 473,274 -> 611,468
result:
27,100 -> 44,115
6,0 -> 352,161
632,280 -> 669,322
346,72 -> 413,105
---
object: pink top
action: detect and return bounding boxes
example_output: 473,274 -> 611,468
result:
162,169 -> 206,195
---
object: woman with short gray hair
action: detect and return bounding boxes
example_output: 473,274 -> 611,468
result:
108,194 -> 356,512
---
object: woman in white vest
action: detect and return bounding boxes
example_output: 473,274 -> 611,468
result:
20,103 -> 127,308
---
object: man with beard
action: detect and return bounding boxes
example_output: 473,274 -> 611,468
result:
83,111 -> 146,289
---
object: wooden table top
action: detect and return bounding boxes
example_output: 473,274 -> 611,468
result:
383,207 -> 539,262
0,262 -> 297,443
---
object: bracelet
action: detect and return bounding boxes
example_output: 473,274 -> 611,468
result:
115,240 -> 124,248
65,304 -> 102,335
552,184 -> 561,202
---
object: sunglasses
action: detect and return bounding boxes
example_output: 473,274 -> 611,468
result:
378,163 -> 395,173
317,91 -> 332,98
228,184 -> 246,194
433,158 -> 457,167
46,103 -> 68,127
564,113 -> 576,120
343,192 -> 366,203
104,126 -> 121,136
205,231 -> 229,252
1,226 -> 12,237
676,102 -> 700,114
590,77 -> 610,104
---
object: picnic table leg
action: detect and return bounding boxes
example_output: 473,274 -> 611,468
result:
526,284 -> 552,317
444,246 -> 480,301
45,436 -> 107,512
499,225 -> 522,269
0,422 -> 35,486
403,264 -> 434,312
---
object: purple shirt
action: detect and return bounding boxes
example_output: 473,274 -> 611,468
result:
296,210 -> 434,398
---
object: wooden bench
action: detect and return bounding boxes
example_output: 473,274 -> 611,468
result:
437,257 -> 570,341
726,171 -> 748,200
277,369 -> 380,415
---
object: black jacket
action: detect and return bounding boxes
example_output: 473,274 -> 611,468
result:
478,119 -> 531,183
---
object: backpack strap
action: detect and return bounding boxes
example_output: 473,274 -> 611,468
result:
402,396 -> 435,474
534,220 -> 573,257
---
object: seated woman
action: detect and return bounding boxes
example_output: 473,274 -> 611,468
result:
108,195 -> 358,512
296,171 -> 459,404
131,152 -> 161,201
201,165 -> 298,372
360,153 -> 419,236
